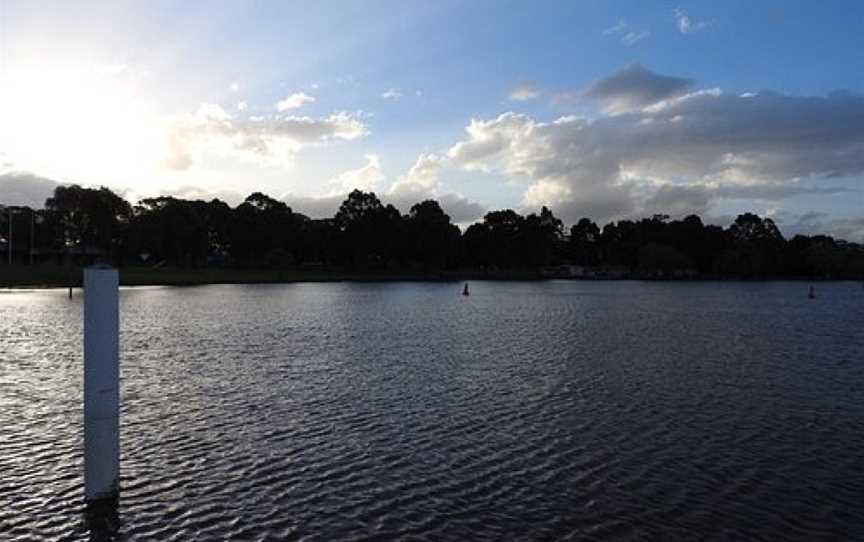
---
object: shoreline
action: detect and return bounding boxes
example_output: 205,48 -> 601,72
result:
1,265 -> 859,289
0,266 -> 540,289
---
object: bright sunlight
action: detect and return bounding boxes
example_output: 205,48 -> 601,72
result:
0,64 -> 165,187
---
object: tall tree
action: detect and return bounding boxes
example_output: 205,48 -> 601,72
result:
229,192 -> 297,265
334,190 -> 403,268
720,213 -> 786,277
570,218 -> 601,265
406,200 -> 460,269
44,185 -> 132,261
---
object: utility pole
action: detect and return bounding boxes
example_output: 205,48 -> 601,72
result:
7,206 -> 12,265
30,209 -> 35,265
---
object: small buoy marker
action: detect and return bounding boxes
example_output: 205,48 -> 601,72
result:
808,285 -> 816,299
462,283 -> 470,296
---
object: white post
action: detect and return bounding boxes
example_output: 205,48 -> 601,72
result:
84,266 -> 120,502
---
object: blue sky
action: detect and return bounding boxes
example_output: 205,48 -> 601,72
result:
1,1 -> 863,238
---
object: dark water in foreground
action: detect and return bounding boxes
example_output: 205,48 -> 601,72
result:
1,281 -> 863,541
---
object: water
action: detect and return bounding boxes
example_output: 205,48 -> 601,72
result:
1,281 -> 863,541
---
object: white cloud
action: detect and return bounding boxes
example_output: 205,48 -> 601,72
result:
163,106 -> 367,170
197,103 -> 232,121
159,185 -> 245,206
281,188 -> 486,225
275,92 -> 316,111
281,192 -> 345,218
509,85 -> 541,101
229,82 -> 240,93
621,30 -> 650,46
427,193 -> 486,225
389,153 -> 443,197
329,154 -> 385,193
444,71 -> 864,225
603,19 -> 648,46
382,88 -> 403,100
603,19 -> 628,35
237,101 -> 248,111
523,179 -> 573,208
381,88 -> 424,100
674,8 -> 711,34
385,153 -> 487,224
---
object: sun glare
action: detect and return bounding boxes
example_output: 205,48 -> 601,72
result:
0,64 -> 166,187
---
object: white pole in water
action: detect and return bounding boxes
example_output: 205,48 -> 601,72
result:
84,265 -> 120,502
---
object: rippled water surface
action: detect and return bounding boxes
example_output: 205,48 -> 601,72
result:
2,281 -> 864,541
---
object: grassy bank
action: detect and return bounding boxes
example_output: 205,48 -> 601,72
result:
0,265 -> 544,288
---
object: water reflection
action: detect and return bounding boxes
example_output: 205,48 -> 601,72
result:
1,282 -> 864,540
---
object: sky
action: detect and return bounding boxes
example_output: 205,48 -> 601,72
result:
1,0 -> 863,239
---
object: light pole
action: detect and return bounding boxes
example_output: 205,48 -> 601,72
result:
7,206 -> 12,266
30,210 -> 43,265
4,207 -> 40,265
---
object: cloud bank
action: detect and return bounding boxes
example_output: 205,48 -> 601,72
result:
0,172 -> 61,208
279,152 -> 485,225
3,63 -> 862,240
442,65 -> 864,226
163,104 -> 367,170
583,63 -> 693,114
329,154 -> 385,193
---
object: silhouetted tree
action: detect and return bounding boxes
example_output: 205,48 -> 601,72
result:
461,222 -> 492,271
718,213 -> 785,277
516,207 -> 564,267
482,209 -> 525,268
126,197 -> 207,266
44,185 -> 132,262
637,243 -> 692,276
4,186 -> 864,278
334,190 -> 403,268
229,192 -> 298,265
570,218 -> 601,265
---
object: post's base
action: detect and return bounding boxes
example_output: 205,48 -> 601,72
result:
84,493 -> 120,540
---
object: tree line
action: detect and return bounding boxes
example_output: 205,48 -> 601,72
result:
1,184 -> 863,279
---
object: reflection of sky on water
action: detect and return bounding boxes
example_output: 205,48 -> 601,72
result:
2,282 -> 864,540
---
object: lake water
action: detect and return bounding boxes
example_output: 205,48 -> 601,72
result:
1,281 -> 863,541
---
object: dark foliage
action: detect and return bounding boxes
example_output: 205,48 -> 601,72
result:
2,185 -> 863,278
